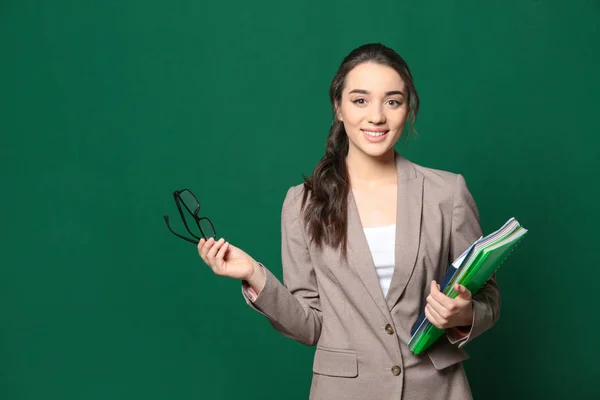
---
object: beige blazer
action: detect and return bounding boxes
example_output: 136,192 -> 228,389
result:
243,152 -> 500,400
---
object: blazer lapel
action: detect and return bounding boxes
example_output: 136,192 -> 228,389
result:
346,152 -> 423,318
347,190 -> 393,322
385,162 -> 423,310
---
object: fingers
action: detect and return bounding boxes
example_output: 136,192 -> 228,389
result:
198,238 -> 212,263
197,238 -> 208,262
215,241 -> 229,266
206,238 -> 225,260
426,291 -> 451,320
197,237 -> 227,274
426,298 -> 455,329
425,304 -> 445,329
455,283 -> 472,300
429,281 -> 456,311
425,280 -> 474,330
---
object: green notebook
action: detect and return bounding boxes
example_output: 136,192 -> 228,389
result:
408,217 -> 528,355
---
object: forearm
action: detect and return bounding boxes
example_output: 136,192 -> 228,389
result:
471,274 -> 501,335
242,266 -> 323,346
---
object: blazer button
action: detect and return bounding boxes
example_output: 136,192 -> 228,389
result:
391,365 -> 401,376
385,324 -> 394,335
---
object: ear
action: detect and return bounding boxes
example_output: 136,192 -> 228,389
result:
334,101 -> 343,122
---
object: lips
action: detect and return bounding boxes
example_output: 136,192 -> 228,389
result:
361,129 -> 389,143
361,129 -> 389,137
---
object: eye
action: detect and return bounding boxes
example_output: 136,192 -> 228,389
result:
352,98 -> 367,105
387,99 -> 403,107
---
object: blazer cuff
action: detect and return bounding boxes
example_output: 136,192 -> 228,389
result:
241,263 -> 278,317
446,300 -> 477,347
451,295 -> 497,348
241,263 -> 266,303
446,326 -> 470,345
243,284 -> 258,302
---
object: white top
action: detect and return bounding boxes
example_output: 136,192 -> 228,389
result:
362,224 -> 396,297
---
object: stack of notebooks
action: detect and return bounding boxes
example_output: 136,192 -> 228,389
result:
408,217 -> 528,355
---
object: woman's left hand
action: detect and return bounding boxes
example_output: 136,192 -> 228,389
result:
424,281 -> 473,329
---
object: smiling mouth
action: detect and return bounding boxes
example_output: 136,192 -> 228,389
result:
361,129 -> 389,137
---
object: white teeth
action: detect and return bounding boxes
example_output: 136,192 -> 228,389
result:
363,130 -> 387,137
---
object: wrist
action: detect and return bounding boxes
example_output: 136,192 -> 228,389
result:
459,302 -> 474,327
245,260 -> 266,293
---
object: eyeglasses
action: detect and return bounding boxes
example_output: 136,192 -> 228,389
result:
164,189 -> 216,244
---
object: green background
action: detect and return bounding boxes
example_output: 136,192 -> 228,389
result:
1,0 -> 598,399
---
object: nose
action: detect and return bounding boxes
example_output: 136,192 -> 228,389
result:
368,103 -> 386,124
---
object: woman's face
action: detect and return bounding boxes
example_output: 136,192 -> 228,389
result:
336,62 -> 408,159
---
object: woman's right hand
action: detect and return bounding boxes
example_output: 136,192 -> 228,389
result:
197,238 -> 266,291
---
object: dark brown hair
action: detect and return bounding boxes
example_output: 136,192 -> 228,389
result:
300,43 -> 420,258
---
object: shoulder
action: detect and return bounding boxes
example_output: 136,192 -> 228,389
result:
401,156 -> 476,208
280,182 -> 308,219
407,158 -> 464,192
284,183 -> 307,204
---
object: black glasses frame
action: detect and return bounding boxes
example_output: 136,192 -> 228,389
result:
164,189 -> 216,244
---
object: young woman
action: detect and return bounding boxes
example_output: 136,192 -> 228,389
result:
198,43 -> 500,400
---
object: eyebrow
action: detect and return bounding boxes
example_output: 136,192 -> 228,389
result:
348,89 -> 405,96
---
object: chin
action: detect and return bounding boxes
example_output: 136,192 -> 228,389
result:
351,143 -> 395,159
364,146 -> 395,158
349,134 -> 401,158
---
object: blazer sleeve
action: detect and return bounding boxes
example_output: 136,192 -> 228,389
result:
446,174 -> 501,348
240,185 -> 323,346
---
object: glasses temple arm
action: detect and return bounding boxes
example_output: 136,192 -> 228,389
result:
164,216 -> 200,245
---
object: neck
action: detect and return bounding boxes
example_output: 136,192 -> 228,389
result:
346,148 -> 397,188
